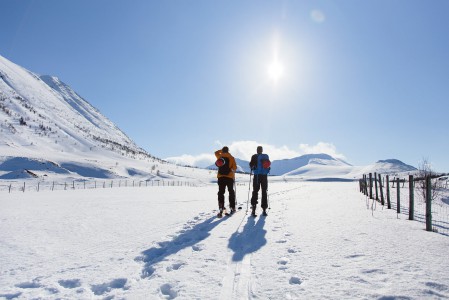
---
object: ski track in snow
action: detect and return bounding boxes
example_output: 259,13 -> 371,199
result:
130,185 -> 300,299
218,186 -> 302,299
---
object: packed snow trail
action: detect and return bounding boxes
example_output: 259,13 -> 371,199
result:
1,182 -> 449,299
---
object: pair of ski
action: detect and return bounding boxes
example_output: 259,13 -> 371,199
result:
251,209 -> 268,218
217,205 -> 243,218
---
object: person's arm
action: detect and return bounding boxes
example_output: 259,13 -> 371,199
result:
215,150 -> 222,159
249,154 -> 257,170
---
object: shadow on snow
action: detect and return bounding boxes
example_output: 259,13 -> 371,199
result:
228,216 -> 267,262
136,216 -> 225,278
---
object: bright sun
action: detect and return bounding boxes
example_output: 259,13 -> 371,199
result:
267,60 -> 284,83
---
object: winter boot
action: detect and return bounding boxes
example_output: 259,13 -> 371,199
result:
251,206 -> 257,217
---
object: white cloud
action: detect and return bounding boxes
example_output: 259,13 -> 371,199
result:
225,141 -> 298,161
165,153 -> 215,168
165,141 -> 346,168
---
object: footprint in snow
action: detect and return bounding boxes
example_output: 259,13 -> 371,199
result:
278,257 -> 289,270
15,279 -> 42,289
276,239 -> 287,244
278,257 -> 289,265
90,278 -> 128,296
345,254 -> 365,259
289,276 -> 302,285
166,262 -> 185,272
58,279 -> 82,289
192,243 -> 205,252
160,283 -> 178,299
425,282 -> 449,292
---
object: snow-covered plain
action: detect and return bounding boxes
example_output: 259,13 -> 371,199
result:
1,180 -> 449,299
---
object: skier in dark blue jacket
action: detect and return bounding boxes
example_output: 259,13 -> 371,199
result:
249,146 -> 271,216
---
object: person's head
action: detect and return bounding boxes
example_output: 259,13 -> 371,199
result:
222,146 -> 229,153
257,146 -> 263,154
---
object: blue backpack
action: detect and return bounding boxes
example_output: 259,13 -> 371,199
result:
254,154 -> 270,175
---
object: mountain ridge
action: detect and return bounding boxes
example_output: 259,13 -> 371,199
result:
0,54 -> 418,181
206,153 -> 416,177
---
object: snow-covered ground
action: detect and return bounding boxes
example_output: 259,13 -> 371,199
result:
1,180 -> 449,299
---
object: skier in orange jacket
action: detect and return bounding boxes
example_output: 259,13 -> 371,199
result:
214,146 -> 237,217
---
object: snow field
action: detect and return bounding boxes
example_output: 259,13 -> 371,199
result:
1,181 -> 449,299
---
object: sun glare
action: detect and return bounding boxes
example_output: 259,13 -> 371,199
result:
267,60 -> 284,83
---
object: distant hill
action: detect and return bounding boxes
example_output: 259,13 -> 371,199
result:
206,153 -> 417,180
270,153 -> 351,176
0,55 -> 208,181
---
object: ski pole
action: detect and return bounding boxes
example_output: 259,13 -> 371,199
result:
268,188 -> 270,210
247,170 -> 252,213
234,178 -> 239,209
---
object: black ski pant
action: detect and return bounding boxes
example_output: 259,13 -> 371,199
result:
251,174 -> 268,209
217,177 -> 235,210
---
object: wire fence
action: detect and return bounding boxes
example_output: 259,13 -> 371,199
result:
360,173 -> 449,236
0,179 -> 203,193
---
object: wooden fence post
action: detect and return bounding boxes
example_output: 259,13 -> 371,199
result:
396,177 -> 400,214
409,175 -> 414,220
361,175 -> 365,195
23,182 -> 26,192
378,174 -> 384,206
386,175 -> 391,209
361,175 -> 364,194
374,172 -> 379,200
426,176 -> 432,231
364,175 -> 368,195
369,173 -> 373,199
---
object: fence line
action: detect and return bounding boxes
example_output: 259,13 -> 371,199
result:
360,173 -> 449,236
0,179 -> 202,193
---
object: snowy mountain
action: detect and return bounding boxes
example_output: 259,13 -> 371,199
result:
206,153 -> 416,180
0,55 -> 144,157
0,54 -> 209,181
207,154 -> 351,175
370,159 -> 417,173
353,159 -> 417,177
270,153 -> 351,176
0,55 -> 418,182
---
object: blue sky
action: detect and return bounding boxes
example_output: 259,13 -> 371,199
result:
1,0 -> 449,171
